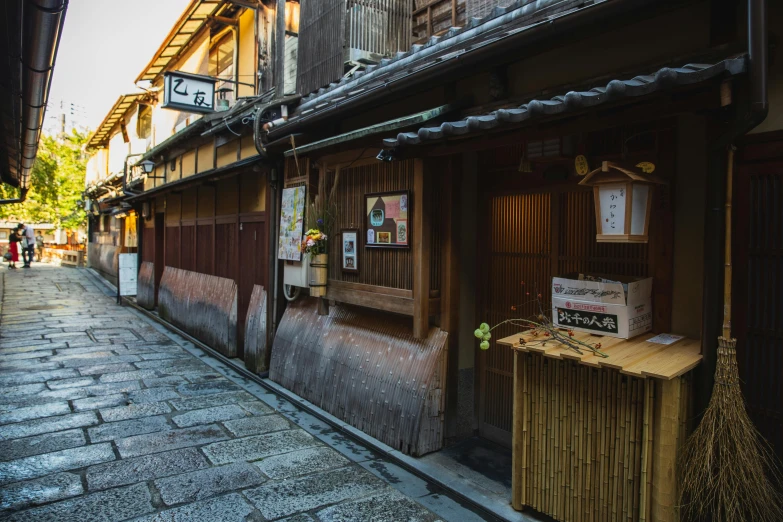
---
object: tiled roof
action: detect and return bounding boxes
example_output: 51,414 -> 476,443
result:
270,0 -> 589,135
383,58 -> 747,147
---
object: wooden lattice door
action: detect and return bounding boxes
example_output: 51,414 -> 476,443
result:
478,192 -> 552,446
734,158 -> 783,465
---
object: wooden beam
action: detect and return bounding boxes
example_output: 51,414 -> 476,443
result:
326,281 -> 414,316
413,158 -> 431,338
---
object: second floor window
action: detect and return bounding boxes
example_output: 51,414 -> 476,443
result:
209,32 -> 235,105
137,104 -> 152,141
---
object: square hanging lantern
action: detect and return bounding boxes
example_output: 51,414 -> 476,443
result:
579,161 -> 666,243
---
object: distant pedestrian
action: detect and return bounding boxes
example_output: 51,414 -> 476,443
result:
36,232 -> 44,260
20,223 -> 35,268
7,225 -> 22,269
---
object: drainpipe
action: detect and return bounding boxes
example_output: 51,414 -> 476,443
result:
697,0 -> 767,414
268,165 -> 281,366
19,0 -> 68,189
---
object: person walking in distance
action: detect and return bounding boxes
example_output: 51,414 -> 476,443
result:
7,225 -> 22,269
36,231 -> 44,261
20,222 -> 35,267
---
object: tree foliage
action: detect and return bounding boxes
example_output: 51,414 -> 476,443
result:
0,130 -> 89,230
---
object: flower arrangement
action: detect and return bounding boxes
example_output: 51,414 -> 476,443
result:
475,282 -> 608,358
301,222 -> 328,256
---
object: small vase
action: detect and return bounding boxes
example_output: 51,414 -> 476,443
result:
309,253 -> 328,297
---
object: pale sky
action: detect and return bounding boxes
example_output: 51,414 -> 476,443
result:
47,0 -> 192,133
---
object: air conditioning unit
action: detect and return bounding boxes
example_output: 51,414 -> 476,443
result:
345,1 -> 410,65
283,259 -> 311,288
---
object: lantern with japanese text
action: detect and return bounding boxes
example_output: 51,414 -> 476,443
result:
579,161 -> 666,243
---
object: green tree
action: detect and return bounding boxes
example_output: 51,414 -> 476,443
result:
0,130 -> 89,230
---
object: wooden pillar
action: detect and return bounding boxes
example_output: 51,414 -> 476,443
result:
413,158 -> 431,339
651,376 -> 685,522
512,350 -> 528,510
442,156 -> 461,439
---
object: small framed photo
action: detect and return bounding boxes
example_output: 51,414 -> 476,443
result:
365,190 -> 410,249
341,229 -> 359,272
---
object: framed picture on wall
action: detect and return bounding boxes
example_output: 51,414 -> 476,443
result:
364,190 -> 410,249
341,229 -> 359,272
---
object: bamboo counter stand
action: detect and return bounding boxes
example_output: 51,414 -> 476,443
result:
497,331 -> 702,522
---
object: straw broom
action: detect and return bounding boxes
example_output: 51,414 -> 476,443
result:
679,146 -> 783,522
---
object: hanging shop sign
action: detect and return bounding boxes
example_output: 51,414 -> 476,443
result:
574,155 -> 590,176
579,161 -> 666,243
365,191 -> 410,249
278,186 -> 306,261
162,71 -> 216,113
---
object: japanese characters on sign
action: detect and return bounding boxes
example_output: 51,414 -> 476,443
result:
556,307 -> 619,334
162,71 -> 216,113
597,183 -> 626,235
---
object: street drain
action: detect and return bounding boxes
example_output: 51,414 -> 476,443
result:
23,305 -> 65,310
55,282 -> 86,292
86,327 -> 144,343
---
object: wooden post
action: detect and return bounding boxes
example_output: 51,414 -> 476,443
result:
413,158 -> 430,339
512,350 -> 527,510
442,156 -> 461,439
651,376 -> 682,522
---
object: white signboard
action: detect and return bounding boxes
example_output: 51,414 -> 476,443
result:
598,183 -> 626,235
278,186 -> 306,261
163,71 -> 216,113
118,254 -> 138,297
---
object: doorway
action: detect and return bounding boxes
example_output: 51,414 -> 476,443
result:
238,219 -> 267,355
154,213 -> 165,306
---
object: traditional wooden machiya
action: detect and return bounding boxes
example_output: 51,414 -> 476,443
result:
498,330 -> 701,522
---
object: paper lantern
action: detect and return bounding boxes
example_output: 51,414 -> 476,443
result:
579,161 -> 666,243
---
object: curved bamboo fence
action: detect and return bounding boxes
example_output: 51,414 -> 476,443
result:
158,267 -> 238,357
244,285 -> 268,373
270,297 -> 448,456
87,243 -> 119,286
136,262 -> 156,310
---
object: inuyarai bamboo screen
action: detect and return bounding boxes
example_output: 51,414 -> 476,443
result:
513,353 -> 679,522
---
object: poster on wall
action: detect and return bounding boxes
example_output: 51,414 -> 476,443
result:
365,191 -> 409,249
278,186 -> 306,261
341,229 -> 359,272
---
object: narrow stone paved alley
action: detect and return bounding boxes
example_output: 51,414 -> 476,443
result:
0,265 -> 489,522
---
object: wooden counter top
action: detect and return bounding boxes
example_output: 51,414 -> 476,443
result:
496,330 -> 702,380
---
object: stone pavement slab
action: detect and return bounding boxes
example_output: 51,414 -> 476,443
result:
154,462 -> 267,505
243,465 -> 389,519
0,266 -> 483,521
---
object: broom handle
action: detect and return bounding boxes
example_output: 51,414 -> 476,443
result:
722,146 -> 735,339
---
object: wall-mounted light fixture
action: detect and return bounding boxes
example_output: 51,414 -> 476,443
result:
579,161 -> 665,243
139,160 -> 156,174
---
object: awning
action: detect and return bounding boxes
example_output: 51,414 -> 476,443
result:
87,93 -> 148,150
136,0 -> 223,84
384,58 -> 747,147
283,103 -> 458,157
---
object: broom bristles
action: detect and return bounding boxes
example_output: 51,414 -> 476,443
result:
679,338 -> 783,522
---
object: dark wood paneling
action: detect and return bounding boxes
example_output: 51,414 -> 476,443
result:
215,223 -> 238,282
734,157 -> 783,464
180,225 -> 195,272
196,224 -> 214,275
165,226 -> 180,269
142,225 -> 155,264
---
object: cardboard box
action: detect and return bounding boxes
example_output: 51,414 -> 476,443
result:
551,273 -> 653,339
